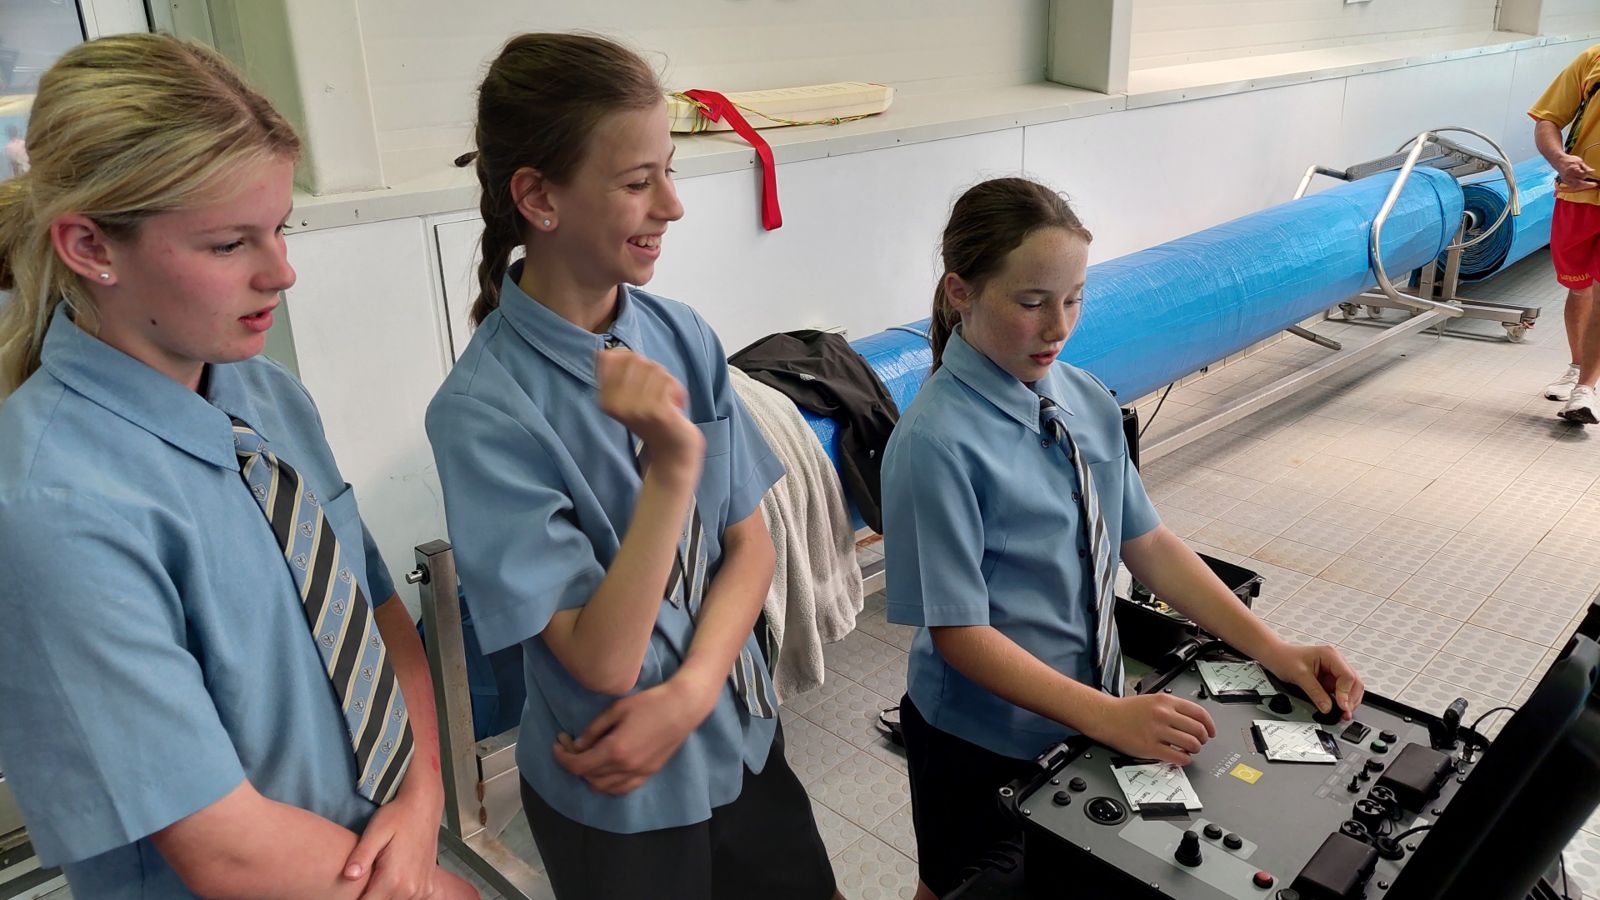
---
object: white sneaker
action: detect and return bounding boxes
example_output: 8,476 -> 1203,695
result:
1545,364 -> 1581,401
1559,384 -> 1599,425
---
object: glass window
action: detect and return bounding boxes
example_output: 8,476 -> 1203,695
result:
1,0 -> 87,180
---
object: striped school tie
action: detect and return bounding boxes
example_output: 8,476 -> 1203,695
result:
232,419 -> 414,803
603,335 -> 776,718
1039,398 -> 1126,698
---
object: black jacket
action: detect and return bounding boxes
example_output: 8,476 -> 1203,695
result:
730,330 -> 899,533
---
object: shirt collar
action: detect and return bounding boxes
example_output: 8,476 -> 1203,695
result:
496,261 -> 644,387
39,304 -> 267,469
941,327 -> 1072,433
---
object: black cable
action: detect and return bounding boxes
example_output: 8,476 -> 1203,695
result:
1390,823 -> 1433,843
1470,704 -> 1517,733
1137,382 -> 1176,440
1562,853 -> 1570,898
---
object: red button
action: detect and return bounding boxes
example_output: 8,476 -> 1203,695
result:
1252,871 -> 1274,889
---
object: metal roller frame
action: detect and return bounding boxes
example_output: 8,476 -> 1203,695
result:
1147,126 -> 1526,461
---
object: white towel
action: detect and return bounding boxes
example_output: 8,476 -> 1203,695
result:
730,366 -> 864,700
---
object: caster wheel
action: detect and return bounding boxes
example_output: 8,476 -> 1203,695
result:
1503,324 -> 1527,343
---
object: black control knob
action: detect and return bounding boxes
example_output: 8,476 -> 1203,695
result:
1369,786 -> 1399,820
1347,777 -> 1362,793
1204,823 -> 1224,840
1224,833 -> 1244,850
1339,820 -> 1371,843
1176,830 -> 1203,867
1353,798 -> 1387,833
1068,776 -> 1088,792
1312,702 -> 1345,726
1276,890 -> 1301,900
1253,871 -> 1276,889
1379,729 -> 1398,744
1365,759 -> 1385,773
1086,797 -> 1127,825
1268,694 -> 1293,714
1052,791 -> 1071,806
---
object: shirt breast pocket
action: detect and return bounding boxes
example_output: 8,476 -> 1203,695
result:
317,482 -> 372,597
694,416 -> 733,527
1086,453 -> 1128,544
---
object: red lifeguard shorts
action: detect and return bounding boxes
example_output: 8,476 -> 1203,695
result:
1551,197 -> 1600,290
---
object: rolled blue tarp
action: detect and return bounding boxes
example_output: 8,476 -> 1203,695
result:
1067,167 -> 1464,401
1446,157 -> 1557,282
799,167 -> 1466,481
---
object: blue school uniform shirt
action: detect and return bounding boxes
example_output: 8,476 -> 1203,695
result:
0,306 -> 398,898
425,266 -> 784,834
883,328 -> 1161,760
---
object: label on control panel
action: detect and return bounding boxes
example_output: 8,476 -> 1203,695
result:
1230,763 -> 1263,784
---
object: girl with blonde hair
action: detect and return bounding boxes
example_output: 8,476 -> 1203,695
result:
0,33 -> 473,900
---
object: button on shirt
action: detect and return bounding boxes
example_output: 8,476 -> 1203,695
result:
425,267 -> 785,833
883,329 -> 1160,760
0,307 -> 398,898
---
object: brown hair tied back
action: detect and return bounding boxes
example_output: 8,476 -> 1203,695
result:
466,33 -> 662,328
929,177 -> 1091,373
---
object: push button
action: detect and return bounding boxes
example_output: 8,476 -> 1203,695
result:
1253,871 -> 1275,889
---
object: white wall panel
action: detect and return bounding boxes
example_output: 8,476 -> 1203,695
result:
283,219 -> 455,614
1023,79 -> 1347,262
1130,0 -> 1499,69
1543,1 -> 1600,36
432,213 -> 490,361
1338,53 -> 1519,165
357,0 -> 1047,166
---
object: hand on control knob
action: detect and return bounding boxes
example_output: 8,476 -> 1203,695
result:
1260,642 -> 1365,722
1312,701 -> 1344,726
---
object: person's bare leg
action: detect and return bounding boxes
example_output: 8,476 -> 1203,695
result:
1559,285 -> 1600,423
1545,287 -> 1590,401
1569,286 -> 1594,376
1574,285 -> 1600,387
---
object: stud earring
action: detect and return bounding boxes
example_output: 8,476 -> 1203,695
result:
542,219 -> 552,228
98,272 -> 110,281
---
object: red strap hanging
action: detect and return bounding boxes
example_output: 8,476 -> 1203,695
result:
681,89 -> 782,231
